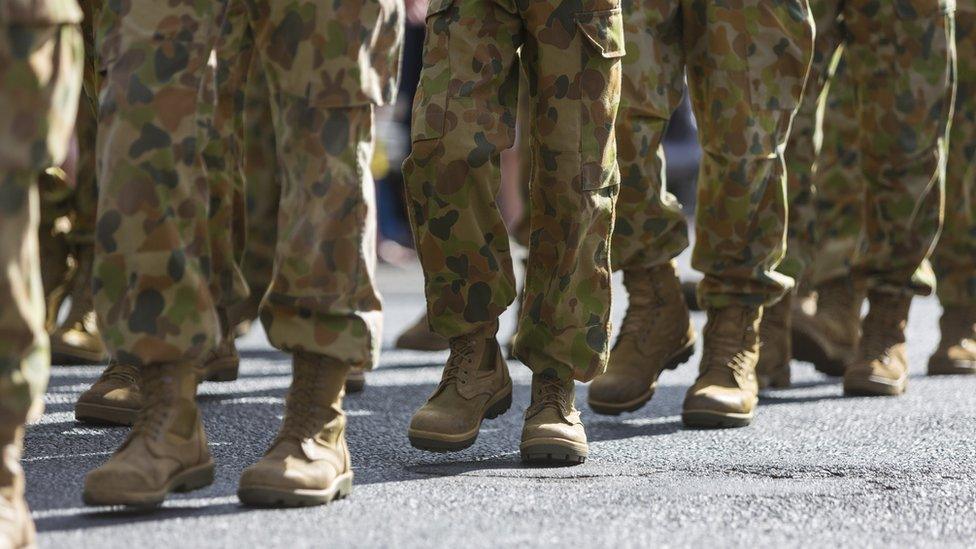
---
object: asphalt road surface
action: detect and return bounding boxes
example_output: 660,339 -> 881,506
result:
27,261 -> 976,548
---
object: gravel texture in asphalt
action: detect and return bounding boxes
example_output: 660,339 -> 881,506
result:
26,265 -> 976,548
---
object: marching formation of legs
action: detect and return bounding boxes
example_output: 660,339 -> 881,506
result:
1,0 -> 974,544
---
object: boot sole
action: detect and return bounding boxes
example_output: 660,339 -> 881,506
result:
791,325 -> 850,377
75,402 -> 138,426
588,338 -> 696,416
519,439 -> 588,465
927,357 -> 976,376
238,472 -> 353,508
843,375 -> 907,396
408,385 -> 513,452
50,341 -> 108,365
681,410 -> 753,429
203,355 -> 239,382
82,461 -> 215,508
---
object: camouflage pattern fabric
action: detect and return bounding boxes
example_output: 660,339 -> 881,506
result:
781,0 -> 956,297
217,2 -> 281,330
0,2 -> 83,423
613,1 -> 813,313
93,0 -> 402,368
931,3 -> 975,306
403,0 -> 626,382
790,2 -> 971,305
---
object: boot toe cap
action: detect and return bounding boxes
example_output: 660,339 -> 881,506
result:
588,374 -> 650,404
683,388 -> 756,415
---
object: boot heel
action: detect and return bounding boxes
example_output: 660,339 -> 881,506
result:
665,340 -> 696,370
484,390 -> 512,420
173,462 -> 216,493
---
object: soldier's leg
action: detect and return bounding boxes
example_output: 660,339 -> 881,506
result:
83,1 -> 225,507
929,6 -> 976,376
0,13 -> 82,544
516,0 -> 624,462
790,54 -> 870,377
403,0 -> 521,453
236,0 -> 402,507
758,0 -> 844,388
195,0 -> 258,383
588,0 -> 695,415
227,49 -> 280,333
842,0 -> 955,396
681,0 -> 814,428
51,0 -> 109,365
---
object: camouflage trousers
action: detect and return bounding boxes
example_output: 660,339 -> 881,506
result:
781,0 -> 957,297
403,0 -> 626,381
213,1 -> 281,330
611,0 -> 814,311
0,19 -> 83,423
93,0 -> 396,368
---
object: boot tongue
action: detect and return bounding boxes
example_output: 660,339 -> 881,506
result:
529,375 -> 574,419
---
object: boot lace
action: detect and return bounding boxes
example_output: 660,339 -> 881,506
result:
127,373 -> 168,441
437,336 -> 477,389
275,382 -> 323,444
617,274 -> 662,340
534,376 -> 567,410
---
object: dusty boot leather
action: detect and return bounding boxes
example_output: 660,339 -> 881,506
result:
1,426 -> 35,549
408,322 -> 512,452
521,375 -> 587,465
199,309 -> 240,383
589,262 -> 695,415
682,306 -> 762,428
928,306 -> 976,375
792,277 -> 865,376
238,354 -> 353,507
757,293 -> 793,389
50,243 -> 108,365
395,314 -> 449,352
83,363 -> 214,507
844,291 -> 912,396
75,361 -> 141,426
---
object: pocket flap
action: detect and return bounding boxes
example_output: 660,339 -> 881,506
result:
576,8 -> 626,59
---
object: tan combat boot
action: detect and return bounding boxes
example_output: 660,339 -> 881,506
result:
843,291 -> 912,396
198,309 -> 240,383
792,277 -> 865,376
395,314 -> 449,351
928,306 -> 976,375
345,365 -> 366,393
521,375 -> 587,464
682,306 -> 761,428
50,244 -> 109,365
238,354 -> 352,507
200,336 -> 239,382
588,262 -> 696,415
756,293 -> 793,389
1,426 -> 36,549
83,363 -> 214,507
408,323 -> 512,451
75,362 -> 141,426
